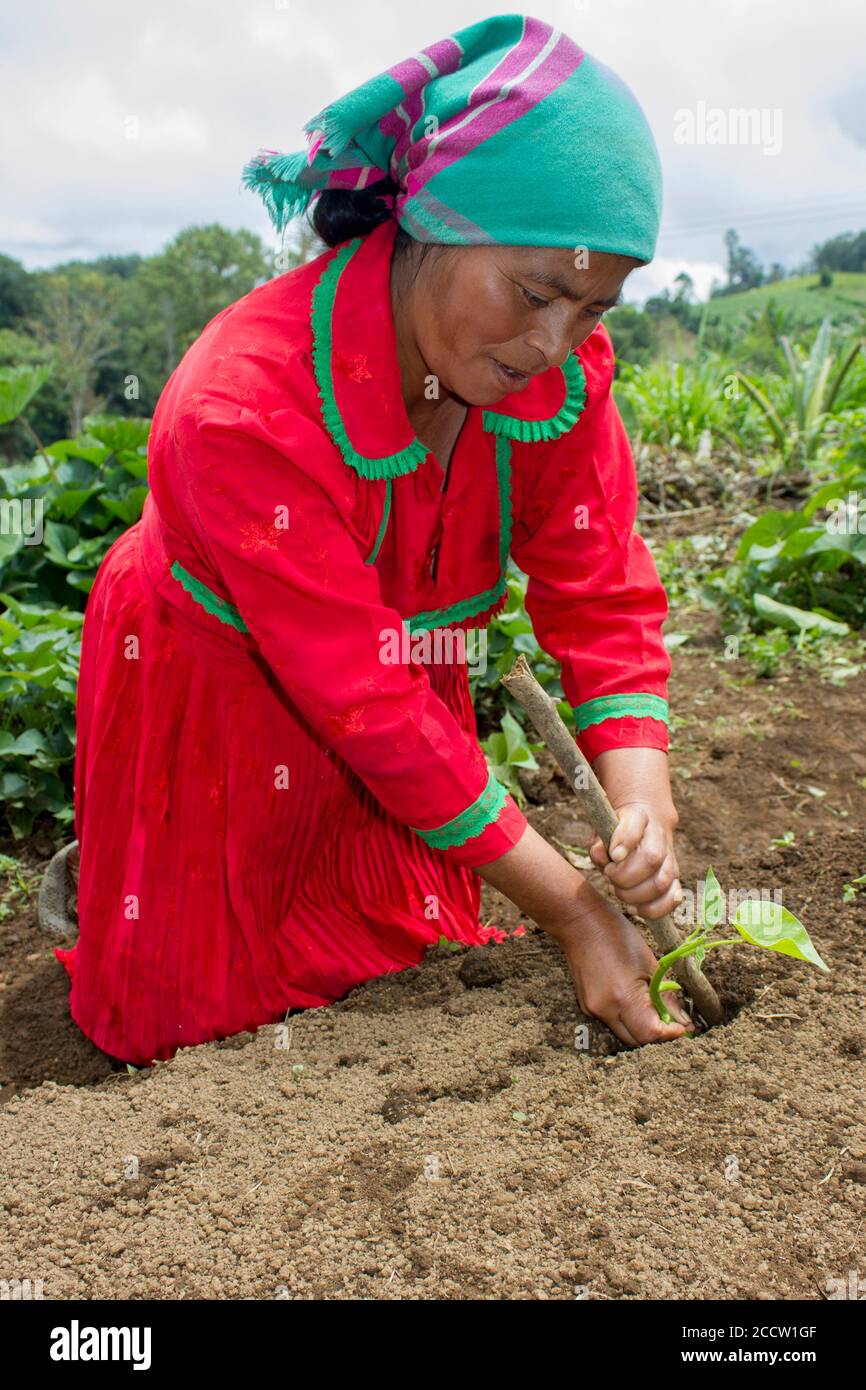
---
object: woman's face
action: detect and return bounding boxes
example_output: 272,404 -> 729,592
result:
405,243 -> 640,405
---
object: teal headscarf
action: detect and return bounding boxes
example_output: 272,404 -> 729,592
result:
243,13 -> 662,262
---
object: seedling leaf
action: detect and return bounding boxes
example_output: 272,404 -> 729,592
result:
730,899 -> 829,972
702,866 -> 724,929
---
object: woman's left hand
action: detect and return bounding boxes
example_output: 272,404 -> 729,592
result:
589,800 -> 683,920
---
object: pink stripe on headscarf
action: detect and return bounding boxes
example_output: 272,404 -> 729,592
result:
466,15 -> 563,105
406,27 -> 584,196
380,99 -> 426,175
385,37 -> 463,94
380,39 -> 463,175
401,16 -> 563,178
326,164 -> 390,192
307,134 -> 326,165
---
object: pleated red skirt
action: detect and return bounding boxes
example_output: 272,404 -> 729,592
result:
56,516 -> 488,1065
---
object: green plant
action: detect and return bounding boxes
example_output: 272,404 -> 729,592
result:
841,874 -> 866,903
0,593 -> 82,836
735,318 -> 865,467
0,852 -> 42,919
480,709 -> 541,806
436,934 -> 464,954
770,830 -> 796,849
650,867 -> 828,1023
614,354 -> 738,455
701,428 -> 866,653
471,563 -> 573,735
0,362 -> 52,428
0,410 -> 150,606
0,364 -> 153,836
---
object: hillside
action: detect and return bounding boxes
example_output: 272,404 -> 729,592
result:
704,271 -> 866,331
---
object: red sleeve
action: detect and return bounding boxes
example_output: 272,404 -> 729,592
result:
510,328 -> 671,764
169,414 -> 527,868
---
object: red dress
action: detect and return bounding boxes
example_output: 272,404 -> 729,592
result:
56,218 -> 671,1064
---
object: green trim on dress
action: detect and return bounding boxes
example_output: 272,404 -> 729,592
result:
481,351 -> 587,442
410,767 -> 507,850
573,692 -> 670,731
364,479 -> 392,565
310,237 -> 588,627
311,238 -> 429,481
169,560 -> 249,633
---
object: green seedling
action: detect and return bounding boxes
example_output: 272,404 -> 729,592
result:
650,867 -> 828,1024
770,830 -> 796,849
437,934 -> 463,954
842,874 -> 866,903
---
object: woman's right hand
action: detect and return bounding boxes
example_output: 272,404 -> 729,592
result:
476,822 -> 694,1048
549,887 -> 695,1047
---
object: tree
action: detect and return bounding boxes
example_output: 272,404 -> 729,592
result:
112,224 -> 274,411
721,228 -> 765,294
0,255 -> 38,330
811,229 -> 866,274
644,276 -> 701,334
605,304 -> 658,370
128,224 -> 273,374
29,268 -> 121,434
673,271 -> 695,303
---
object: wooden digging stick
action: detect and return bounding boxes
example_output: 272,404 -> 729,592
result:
500,655 -> 725,1027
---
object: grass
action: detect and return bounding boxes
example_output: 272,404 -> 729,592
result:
706,273 -> 866,332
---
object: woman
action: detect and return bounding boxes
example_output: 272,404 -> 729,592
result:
57,13 -> 692,1065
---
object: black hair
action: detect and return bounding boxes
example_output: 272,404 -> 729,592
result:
308,176 -> 432,278
309,175 -> 397,246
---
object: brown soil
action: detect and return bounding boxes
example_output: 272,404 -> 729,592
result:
1,646 -> 864,1300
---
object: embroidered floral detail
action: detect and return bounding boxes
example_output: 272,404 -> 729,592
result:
481,351 -> 587,442
573,692 -> 670,731
239,520 -> 283,553
407,435 -> 513,633
311,239 -> 429,481
410,768 -> 507,850
324,705 -> 368,737
333,349 -> 373,384
169,561 -> 250,633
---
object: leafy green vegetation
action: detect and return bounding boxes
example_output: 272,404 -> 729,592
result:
701,407 -> 866,653
734,318 -> 865,467
0,365 -> 155,835
615,354 -> 743,455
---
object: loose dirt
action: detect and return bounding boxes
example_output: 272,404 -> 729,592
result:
1,645 -> 864,1300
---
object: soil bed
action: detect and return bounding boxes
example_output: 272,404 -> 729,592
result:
1,645 -> 864,1300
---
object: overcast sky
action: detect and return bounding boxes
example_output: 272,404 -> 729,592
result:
2,0 -> 864,301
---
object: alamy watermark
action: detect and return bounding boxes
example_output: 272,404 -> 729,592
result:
673,881 -> 784,928
1,1277 -> 44,1299
379,624 -> 487,674
825,1269 -> 865,1300
674,102 -> 783,157
826,493 -> 866,534
0,497 -> 43,545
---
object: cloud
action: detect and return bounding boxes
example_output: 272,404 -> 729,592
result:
1,0 -> 864,275
629,257 -> 725,304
